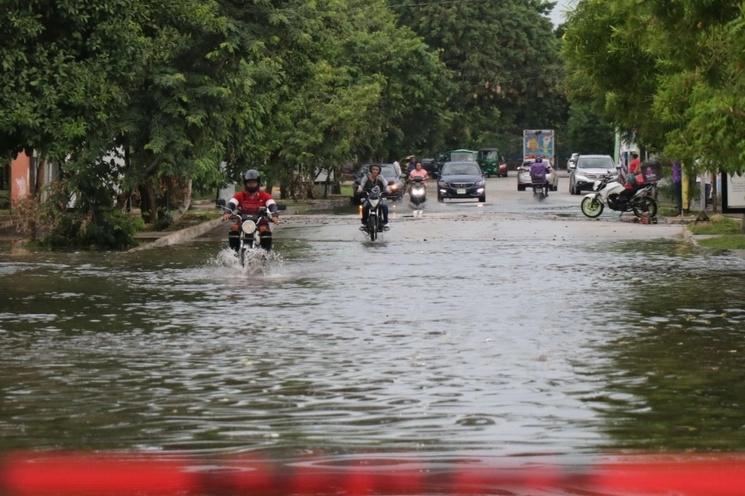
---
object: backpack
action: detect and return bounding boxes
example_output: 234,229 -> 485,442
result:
530,162 -> 547,182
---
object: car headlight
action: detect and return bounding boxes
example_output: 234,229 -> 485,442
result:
476,180 -> 485,187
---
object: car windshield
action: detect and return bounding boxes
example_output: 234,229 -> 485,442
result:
483,150 -> 499,159
578,157 -> 614,169
450,152 -> 477,161
379,165 -> 397,179
441,163 -> 482,176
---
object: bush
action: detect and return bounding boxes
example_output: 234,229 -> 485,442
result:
40,209 -> 144,250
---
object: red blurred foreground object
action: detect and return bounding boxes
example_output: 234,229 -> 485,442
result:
2,452 -> 745,496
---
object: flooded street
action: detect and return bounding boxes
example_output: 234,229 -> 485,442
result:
2,177 -> 745,493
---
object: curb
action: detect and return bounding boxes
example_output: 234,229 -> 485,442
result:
128,217 -> 224,252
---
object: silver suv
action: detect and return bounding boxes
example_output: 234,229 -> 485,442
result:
568,154 -> 616,195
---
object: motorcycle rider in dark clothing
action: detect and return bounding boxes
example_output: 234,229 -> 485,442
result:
357,163 -> 391,227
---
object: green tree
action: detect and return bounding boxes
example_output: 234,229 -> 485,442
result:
562,0 -> 745,174
395,0 -> 566,149
566,101 -> 615,155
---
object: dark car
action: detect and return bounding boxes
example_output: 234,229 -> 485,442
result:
351,163 -> 404,205
420,158 -> 440,179
436,161 -> 486,202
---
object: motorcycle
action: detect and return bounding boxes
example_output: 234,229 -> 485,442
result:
532,178 -> 549,200
580,173 -> 658,219
227,207 -> 274,265
408,176 -> 426,214
359,186 -> 388,241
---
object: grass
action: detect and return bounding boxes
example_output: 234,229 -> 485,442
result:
688,214 -> 742,235
688,214 -> 745,250
697,235 -> 745,250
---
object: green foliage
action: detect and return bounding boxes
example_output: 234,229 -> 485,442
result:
563,0 -> 745,170
566,100 -> 615,154
40,207 -> 144,250
396,0 -> 566,149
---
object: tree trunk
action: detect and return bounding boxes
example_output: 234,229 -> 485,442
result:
139,183 -> 157,223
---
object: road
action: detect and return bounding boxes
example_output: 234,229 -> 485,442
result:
269,170 -> 684,245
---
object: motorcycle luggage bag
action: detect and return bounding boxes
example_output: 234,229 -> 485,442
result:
529,163 -> 547,182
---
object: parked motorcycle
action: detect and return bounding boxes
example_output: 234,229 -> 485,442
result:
408,177 -> 426,213
359,186 -> 388,241
580,174 -> 658,219
227,207 -> 274,265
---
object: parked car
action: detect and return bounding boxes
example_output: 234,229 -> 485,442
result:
351,163 -> 405,205
437,161 -> 486,202
516,159 -> 558,191
568,154 -> 616,195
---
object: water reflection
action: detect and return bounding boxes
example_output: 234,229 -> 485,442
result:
1,231 -> 745,468
580,241 -> 745,451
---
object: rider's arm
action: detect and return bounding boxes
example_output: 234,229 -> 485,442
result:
223,197 -> 239,219
263,194 -> 280,222
358,177 -> 368,192
379,177 -> 391,193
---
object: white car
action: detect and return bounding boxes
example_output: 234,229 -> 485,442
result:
568,154 -> 616,195
516,159 -> 558,192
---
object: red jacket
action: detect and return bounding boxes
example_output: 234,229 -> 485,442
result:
227,190 -> 277,216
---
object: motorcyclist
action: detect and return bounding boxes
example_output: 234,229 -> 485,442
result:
223,170 -> 279,251
529,157 -> 552,197
223,170 -> 280,222
406,155 -> 417,174
408,161 -> 429,181
358,163 -> 391,229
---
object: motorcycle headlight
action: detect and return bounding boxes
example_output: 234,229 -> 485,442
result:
241,220 -> 257,234
411,188 -> 425,197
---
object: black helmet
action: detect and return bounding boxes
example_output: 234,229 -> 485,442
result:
534,157 -> 542,163
242,169 -> 261,193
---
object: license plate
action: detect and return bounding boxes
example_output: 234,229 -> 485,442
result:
456,188 -> 466,195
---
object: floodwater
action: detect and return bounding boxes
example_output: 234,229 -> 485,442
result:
2,185 -> 745,495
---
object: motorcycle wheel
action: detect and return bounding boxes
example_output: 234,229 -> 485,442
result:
239,247 -> 247,266
632,196 -> 658,218
368,216 -> 377,242
581,196 -> 604,218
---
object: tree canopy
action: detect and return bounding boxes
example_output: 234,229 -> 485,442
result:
562,0 -> 745,172
0,0 -> 572,247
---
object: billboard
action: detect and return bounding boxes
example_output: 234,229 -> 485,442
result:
721,173 -> 745,213
523,129 -> 554,160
